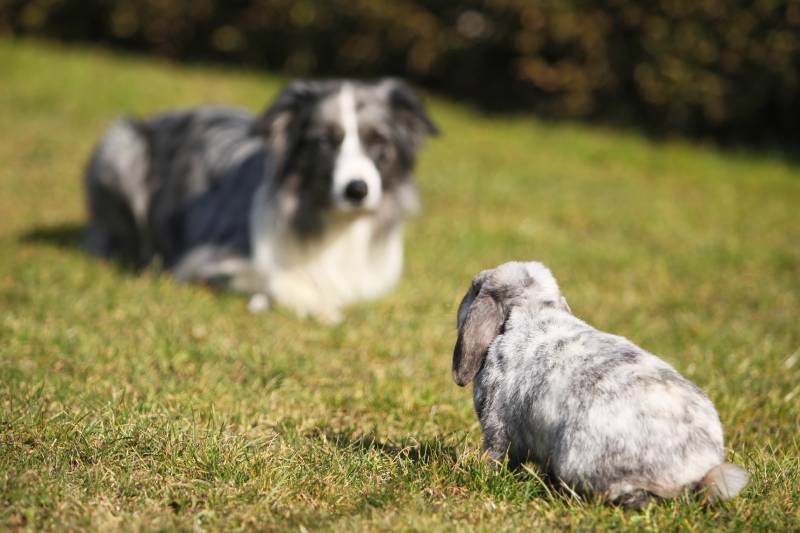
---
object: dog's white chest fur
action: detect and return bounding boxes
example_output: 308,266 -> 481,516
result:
250,184 -> 404,322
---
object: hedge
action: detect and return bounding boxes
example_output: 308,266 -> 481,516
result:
2,0 -> 798,143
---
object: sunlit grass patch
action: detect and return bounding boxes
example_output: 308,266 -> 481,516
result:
1,39 -> 798,531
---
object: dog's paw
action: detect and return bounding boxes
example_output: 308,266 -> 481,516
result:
247,293 -> 271,313
285,302 -> 342,324
313,308 -> 343,325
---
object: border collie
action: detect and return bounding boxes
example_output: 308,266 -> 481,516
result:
84,79 -> 438,322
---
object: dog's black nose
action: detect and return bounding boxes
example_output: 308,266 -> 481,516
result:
344,179 -> 369,202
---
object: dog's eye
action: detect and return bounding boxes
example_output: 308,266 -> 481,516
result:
363,128 -> 387,148
311,128 -> 343,149
326,128 -> 344,146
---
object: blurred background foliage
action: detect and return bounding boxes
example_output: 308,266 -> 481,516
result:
1,0 -> 798,145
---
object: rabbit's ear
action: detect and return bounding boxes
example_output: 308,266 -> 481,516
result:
453,289 -> 504,386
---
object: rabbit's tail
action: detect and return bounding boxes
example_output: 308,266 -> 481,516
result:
698,463 -> 750,502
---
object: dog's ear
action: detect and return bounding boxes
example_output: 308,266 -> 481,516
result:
253,81 -> 326,166
452,280 -> 504,387
254,81 -> 322,136
380,78 -> 440,150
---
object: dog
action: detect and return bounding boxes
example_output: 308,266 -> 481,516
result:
84,79 -> 439,322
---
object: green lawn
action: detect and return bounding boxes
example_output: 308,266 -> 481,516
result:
1,40 -> 798,531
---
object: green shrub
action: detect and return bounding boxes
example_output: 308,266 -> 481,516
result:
2,0 -> 798,142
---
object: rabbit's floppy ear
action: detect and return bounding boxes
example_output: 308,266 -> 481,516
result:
452,286 -> 504,386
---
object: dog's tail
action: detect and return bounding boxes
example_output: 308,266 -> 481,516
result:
698,463 -> 750,502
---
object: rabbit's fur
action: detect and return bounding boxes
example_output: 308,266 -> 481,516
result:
453,261 -> 749,507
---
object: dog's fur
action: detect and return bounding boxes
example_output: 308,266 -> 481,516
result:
453,261 -> 749,508
84,79 -> 438,322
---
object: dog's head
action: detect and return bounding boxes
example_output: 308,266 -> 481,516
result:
255,78 -> 439,235
452,262 -> 571,386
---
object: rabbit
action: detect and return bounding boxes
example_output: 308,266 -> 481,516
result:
452,261 -> 749,508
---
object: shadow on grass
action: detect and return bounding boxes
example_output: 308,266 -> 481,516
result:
18,223 -> 267,300
312,427 -> 464,466
19,222 -> 140,273
312,426 -> 545,479
306,427 -> 591,508
21,223 -> 85,250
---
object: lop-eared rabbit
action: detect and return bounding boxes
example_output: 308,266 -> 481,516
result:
452,261 -> 749,508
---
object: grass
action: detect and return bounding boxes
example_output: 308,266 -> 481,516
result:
0,39 -> 798,531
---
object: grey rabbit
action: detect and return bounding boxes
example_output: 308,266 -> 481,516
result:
452,261 -> 749,508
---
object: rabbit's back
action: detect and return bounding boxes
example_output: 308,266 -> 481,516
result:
485,309 -> 725,496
